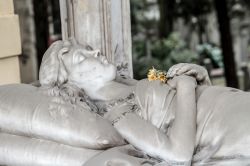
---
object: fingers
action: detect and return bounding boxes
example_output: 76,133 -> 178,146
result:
185,69 -> 198,76
168,63 -> 209,80
185,68 -> 208,81
167,63 -> 211,85
168,63 -> 195,78
167,63 -> 186,78
176,65 -> 192,76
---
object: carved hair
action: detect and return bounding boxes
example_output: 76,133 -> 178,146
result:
39,38 -> 96,87
39,39 -> 98,112
39,40 -> 71,87
38,83 -> 98,113
39,38 -> 106,88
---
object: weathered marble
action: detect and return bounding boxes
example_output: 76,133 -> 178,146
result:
1,40 -> 250,165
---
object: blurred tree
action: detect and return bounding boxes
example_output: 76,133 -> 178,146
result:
214,0 -> 239,88
33,0 -> 49,68
176,0 -> 212,43
131,0 -> 241,85
157,0 -> 176,38
242,0 -> 250,8
133,33 -> 198,79
176,0 -> 212,20
197,43 -> 224,68
51,0 -> 61,35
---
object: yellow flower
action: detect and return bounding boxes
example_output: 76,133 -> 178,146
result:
147,67 -> 157,81
148,74 -> 157,81
157,73 -> 167,83
147,67 -> 167,83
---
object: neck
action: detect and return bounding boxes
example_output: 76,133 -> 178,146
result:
71,80 -> 135,101
97,81 -> 135,101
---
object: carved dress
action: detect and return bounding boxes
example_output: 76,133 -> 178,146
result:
193,85 -> 250,165
86,79 -> 177,165
89,79 -> 250,166
1,80 -> 250,165
137,80 -> 250,165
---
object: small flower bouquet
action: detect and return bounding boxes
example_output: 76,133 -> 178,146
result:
147,67 -> 167,83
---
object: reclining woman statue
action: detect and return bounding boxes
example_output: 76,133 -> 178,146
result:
40,39 -> 250,166
1,39 -> 250,166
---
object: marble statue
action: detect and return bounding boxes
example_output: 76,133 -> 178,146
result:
1,39 -> 250,166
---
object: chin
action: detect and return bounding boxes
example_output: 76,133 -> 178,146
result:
103,64 -> 116,82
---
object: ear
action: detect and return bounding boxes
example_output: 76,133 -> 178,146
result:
39,41 -> 64,86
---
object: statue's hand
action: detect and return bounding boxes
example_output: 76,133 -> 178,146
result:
167,63 -> 211,85
167,75 -> 197,89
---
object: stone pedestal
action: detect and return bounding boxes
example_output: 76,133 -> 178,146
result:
0,0 -> 21,85
60,0 -> 133,78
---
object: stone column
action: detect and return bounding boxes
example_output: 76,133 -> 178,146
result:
0,0 -> 21,85
60,0 -> 133,78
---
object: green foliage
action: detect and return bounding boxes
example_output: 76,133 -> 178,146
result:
151,33 -> 185,60
130,0 -> 158,36
133,33 -> 198,79
197,43 -> 224,68
130,0 -> 218,79
170,49 -> 198,64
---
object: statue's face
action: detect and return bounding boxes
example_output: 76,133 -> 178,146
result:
63,46 -> 116,86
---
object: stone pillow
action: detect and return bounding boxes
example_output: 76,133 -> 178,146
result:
0,132 -> 102,166
0,84 -> 125,149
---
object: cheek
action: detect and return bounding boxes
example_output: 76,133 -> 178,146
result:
69,66 -> 89,80
69,61 -> 116,82
80,65 -> 102,79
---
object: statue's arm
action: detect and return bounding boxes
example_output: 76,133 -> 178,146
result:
166,75 -> 197,160
105,76 -> 196,163
167,63 -> 212,85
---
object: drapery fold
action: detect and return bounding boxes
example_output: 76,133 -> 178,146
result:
0,84 -> 124,150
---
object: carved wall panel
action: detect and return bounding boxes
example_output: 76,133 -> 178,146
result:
60,0 -> 133,78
